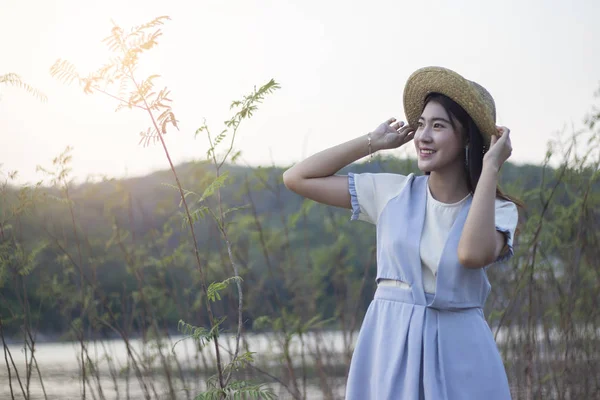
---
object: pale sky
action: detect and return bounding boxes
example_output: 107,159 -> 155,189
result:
1,0 -> 599,184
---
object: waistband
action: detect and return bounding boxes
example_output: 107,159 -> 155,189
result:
377,279 -> 412,289
374,285 -> 435,305
374,285 -> 483,312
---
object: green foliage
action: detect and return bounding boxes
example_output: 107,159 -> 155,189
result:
183,206 -> 211,227
176,318 -> 224,351
195,380 -> 276,400
227,79 -> 281,124
207,276 -> 243,302
200,172 -> 230,203
198,79 -> 280,168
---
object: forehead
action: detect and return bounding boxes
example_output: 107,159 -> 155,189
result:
419,101 -> 450,120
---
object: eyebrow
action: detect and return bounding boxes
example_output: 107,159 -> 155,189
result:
418,116 -> 452,124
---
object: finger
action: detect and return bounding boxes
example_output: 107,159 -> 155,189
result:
395,130 -> 414,146
395,121 -> 406,130
398,122 -> 413,132
490,134 -> 498,146
498,129 -> 510,144
401,129 -> 415,141
399,127 -> 414,136
391,120 -> 405,130
496,126 -> 510,136
386,117 -> 397,124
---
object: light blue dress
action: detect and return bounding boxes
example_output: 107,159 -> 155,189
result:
346,173 -> 514,400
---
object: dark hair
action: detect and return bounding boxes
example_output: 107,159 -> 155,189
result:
422,93 -> 523,208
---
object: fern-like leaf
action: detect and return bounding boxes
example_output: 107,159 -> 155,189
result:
174,317 -> 226,352
130,16 -> 171,34
49,60 -> 81,86
161,183 -> 199,206
222,204 -> 250,219
199,172 -> 230,203
138,127 -> 161,147
157,108 -> 178,133
182,206 -> 210,227
207,276 -> 242,302
132,29 -> 163,52
195,380 -> 276,400
18,241 -> 48,276
1,73 -> 48,101
230,150 -> 243,164
137,74 -> 160,98
252,316 -> 272,331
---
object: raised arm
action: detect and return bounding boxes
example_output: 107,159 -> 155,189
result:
282,118 -> 415,208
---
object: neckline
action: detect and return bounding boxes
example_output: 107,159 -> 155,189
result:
426,182 -> 471,208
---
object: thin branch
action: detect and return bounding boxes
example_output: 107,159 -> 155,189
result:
91,86 -> 147,111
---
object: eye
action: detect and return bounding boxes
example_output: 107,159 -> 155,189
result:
433,123 -> 444,129
417,121 -> 424,127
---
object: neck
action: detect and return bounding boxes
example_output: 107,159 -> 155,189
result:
427,164 -> 470,204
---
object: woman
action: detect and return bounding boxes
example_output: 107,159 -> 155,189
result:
283,66 -> 518,399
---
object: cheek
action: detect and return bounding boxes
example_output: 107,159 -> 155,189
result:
438,132 -> 462,150
413,134 -> 424,153
413,130 -> 423,143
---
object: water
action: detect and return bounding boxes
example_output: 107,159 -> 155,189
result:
1,332 -> 351,399
2,327 -> 597,399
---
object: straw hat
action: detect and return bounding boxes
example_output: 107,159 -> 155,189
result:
403,66 -> 497,146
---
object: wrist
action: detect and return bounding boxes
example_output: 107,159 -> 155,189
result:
366,132 -> 384,153
482,158 -> 500,174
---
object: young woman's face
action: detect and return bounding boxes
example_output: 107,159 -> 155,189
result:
414,100 -> 466,173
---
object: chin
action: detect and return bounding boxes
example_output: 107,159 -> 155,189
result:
417,160 -> 435,173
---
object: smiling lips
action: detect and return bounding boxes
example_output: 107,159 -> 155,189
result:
419,148 -> 436,158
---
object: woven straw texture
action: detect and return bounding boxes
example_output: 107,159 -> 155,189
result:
403,66 -> 497,145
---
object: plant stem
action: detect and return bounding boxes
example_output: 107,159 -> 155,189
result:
125,71 -> 226,390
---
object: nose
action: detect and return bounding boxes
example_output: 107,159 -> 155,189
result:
417,124 -> 433,143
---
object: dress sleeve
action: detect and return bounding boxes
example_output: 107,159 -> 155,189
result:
493,199 -> 519,264
348,172 -> 410,224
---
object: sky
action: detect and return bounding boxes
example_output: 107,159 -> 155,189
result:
1,0 -> 599,185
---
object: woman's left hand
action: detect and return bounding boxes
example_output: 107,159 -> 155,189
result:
484,126 -> 512,171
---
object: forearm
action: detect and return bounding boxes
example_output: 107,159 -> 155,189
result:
458,162 -> 499,267
284,134 -> 372,180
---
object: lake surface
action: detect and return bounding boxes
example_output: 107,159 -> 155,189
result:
2,331 -> 351,400
2,327 -> 595,399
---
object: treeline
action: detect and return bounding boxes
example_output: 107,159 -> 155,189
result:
2,142 -> 599,398
0,157 -> 574,337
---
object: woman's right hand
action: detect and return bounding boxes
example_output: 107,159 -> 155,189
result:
370,117 -> 415,151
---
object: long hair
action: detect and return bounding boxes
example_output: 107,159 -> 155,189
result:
422,93 -> 524,208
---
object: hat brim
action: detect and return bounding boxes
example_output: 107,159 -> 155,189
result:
402,67 -> 497,146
